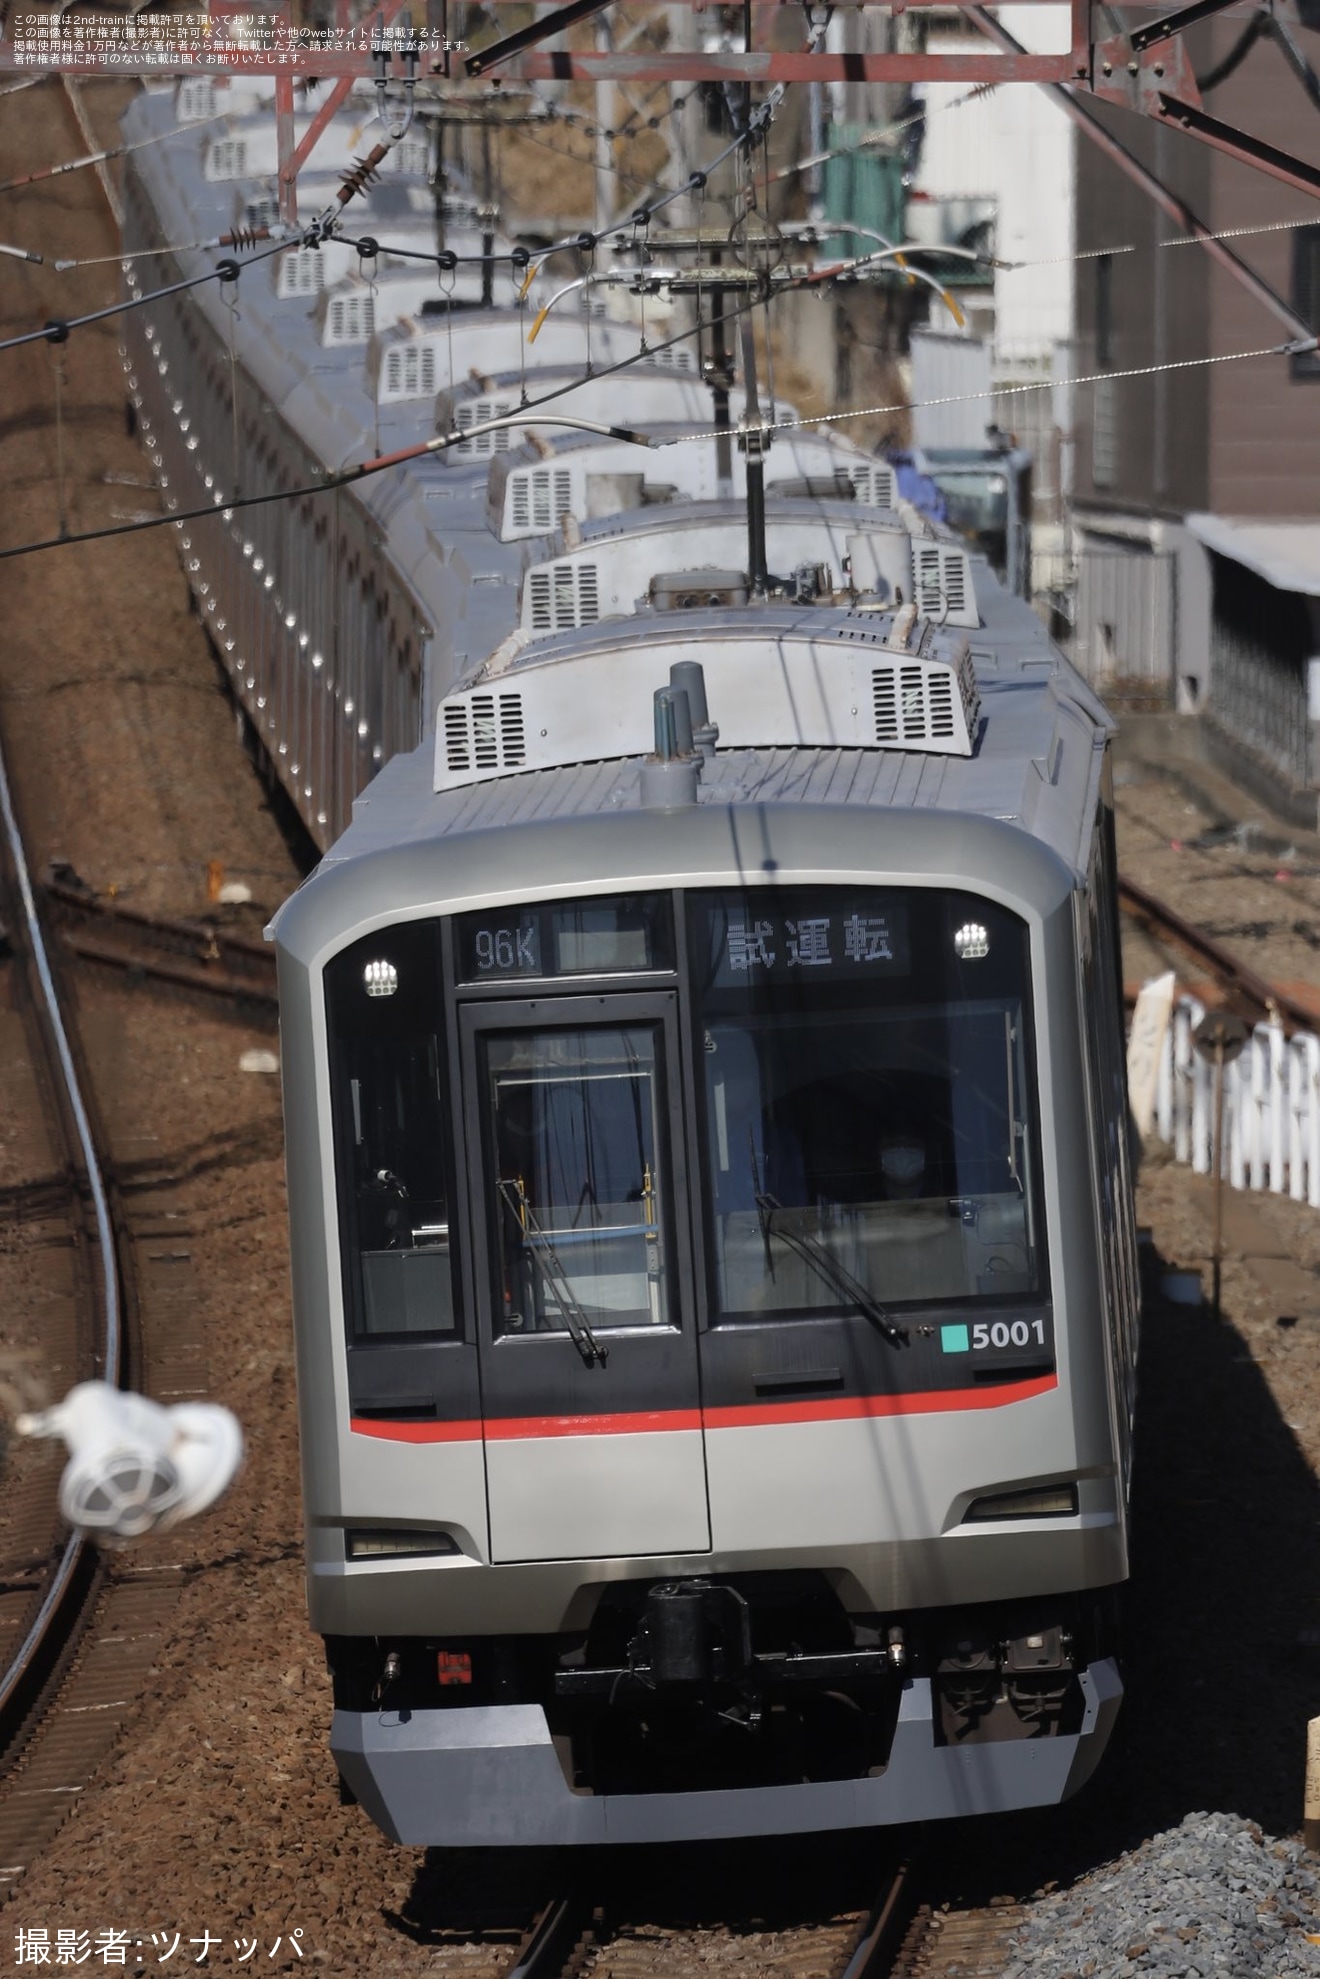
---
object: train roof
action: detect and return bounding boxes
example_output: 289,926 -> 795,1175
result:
289,608 -> 1113,910
128,83 -> 1113,913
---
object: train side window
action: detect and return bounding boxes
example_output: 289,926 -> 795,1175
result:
325,922 -> 459,1340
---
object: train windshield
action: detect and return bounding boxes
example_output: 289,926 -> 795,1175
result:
691,888 -> 1045,1319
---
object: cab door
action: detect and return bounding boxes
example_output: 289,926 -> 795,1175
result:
459,992 -> 710,1565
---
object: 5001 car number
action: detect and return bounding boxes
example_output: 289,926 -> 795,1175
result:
972,1319 -> 1047,1350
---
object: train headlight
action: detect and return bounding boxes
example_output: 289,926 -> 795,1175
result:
364,960 -> 398,998
954,921 -> 989,960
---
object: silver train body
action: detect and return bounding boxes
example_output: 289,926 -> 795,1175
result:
122,82 -> 1139,1847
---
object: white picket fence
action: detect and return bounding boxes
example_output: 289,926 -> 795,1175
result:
1153,995 -> 1320,1207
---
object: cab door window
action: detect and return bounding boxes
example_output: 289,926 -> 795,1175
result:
480,1023 -> 673,1338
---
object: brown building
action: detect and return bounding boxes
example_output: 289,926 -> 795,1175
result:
1070,14 -> 1320,821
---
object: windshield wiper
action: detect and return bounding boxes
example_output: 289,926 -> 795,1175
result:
754,1191 -> 909,1347
498,1180 -> 608,1368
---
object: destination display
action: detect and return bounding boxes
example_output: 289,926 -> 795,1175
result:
696,891 -> 912,990
456,894 -> 675,983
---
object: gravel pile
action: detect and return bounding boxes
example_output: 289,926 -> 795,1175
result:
1008,1813 -> 1320,1977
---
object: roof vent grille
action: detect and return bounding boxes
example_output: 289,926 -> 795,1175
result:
507,467 -> 575,537
383,343 -> 437,401
386,132 -> 430,177
455,400 -> 516,455
177,78 -> 217,122
913,542 -> 973,623
852,463 -> 898,509
326,292 -> 374,342
527,563 -> 601,632
444,692 -> 526,773
279,250 -> 326,300
207,139 -> 249,181
872,652 -> 975,746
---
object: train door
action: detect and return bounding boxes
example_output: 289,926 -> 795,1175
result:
458,993 -> 710,1565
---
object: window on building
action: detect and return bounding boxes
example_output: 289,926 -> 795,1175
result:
1095,252 -> 1113,370
1092,375 -> 1118,490
1291,226 -> 1320,380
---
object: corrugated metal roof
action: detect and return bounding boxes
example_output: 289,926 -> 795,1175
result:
331,646 -> 1111,884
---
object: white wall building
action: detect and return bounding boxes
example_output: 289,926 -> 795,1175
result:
909,6 -> 1077,544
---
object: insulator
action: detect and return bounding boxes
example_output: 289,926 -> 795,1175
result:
336,143 -> 391,206
221,225 -> 269,252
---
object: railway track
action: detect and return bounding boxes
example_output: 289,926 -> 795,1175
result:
42,876 -> 278,1014
0,731 -> 203,1890
1118,874 -> 1320,1033
486,1855 -> 1024,1979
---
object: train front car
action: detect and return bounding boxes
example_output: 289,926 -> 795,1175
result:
274,606 -> 1138,1847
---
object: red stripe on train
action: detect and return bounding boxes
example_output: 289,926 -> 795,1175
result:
700,1374 -> 1057,1429
349,1417 -> 483,1443
349,1376 -> 1056,1442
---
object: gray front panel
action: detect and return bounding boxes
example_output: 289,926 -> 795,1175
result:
333,1659 -> 1122,1845
484,1430 -> 710,1565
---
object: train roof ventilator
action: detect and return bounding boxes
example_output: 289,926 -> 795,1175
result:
435,618 -> 981,792
17,1382 -> 244,1540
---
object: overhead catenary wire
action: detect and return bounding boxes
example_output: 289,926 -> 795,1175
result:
0,101 -> 236,200
1,64 -> 1311,560
998,214 -> 1320,270
664,338 -> 1316,452
0,235 -> 294,360
50,229 -> 292,273
0,114 -> 403,357
766,83 -> 997,189
0,279 -> 1309,569
0,64 -> 767,342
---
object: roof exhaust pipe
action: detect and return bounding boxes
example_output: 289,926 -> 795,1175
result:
641,682 -> 700,808
669,660 -> 718,761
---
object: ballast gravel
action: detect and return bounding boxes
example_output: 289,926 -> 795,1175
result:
1008,1812 -> 1320,1977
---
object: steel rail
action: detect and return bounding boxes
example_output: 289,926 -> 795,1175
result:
1118,873 -> 1319,1034
839,1857 -> 922,1978
0,731 -> 120,1725
504,1898 -> 593,1979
